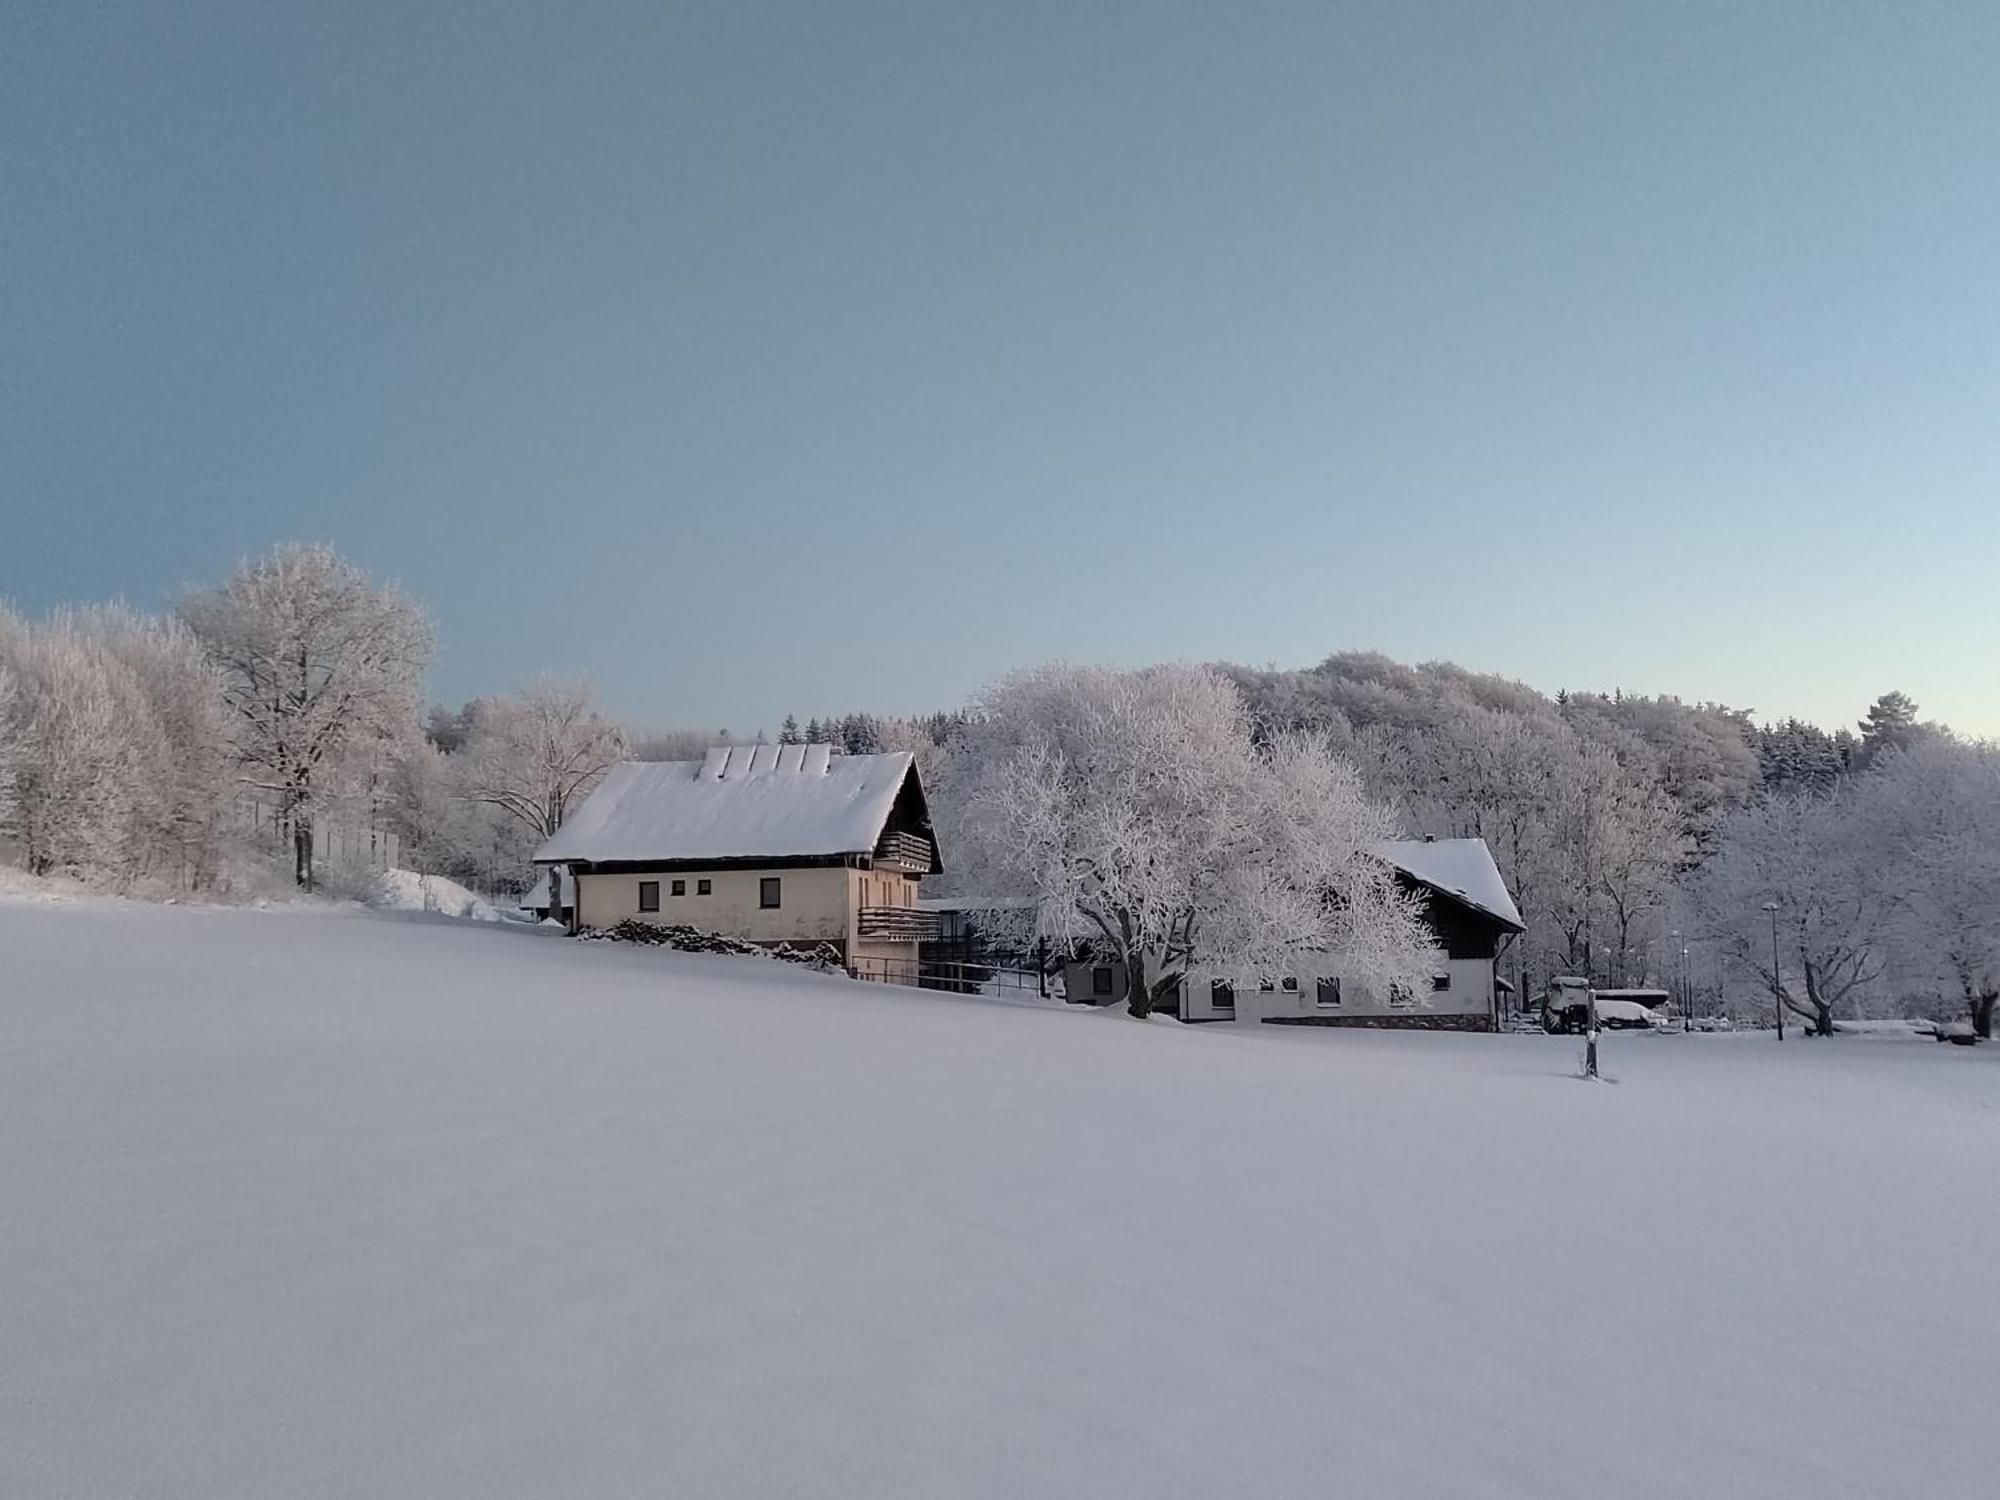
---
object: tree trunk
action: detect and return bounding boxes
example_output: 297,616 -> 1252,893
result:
1124,955 -> 1153,1019
1974,991 -> 1997,1041
294,816 -> 313,892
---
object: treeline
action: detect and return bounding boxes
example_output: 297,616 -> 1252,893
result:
4,551 -> 1992,1032
1202,655 -> 1993,1033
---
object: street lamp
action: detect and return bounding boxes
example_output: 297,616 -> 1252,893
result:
1761,901 -> 1783,1041
1670,930 -> 1684,1032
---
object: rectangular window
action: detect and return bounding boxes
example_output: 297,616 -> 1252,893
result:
1431,973 -> 1451,992
1280,977 -> 1298,993
1317,978 -> 1342,1008
697,879 -> 711,896
1211,980 -> 1235,1010
760,877 -> 781,909
1092,966 -> 1115,997
638,881 -> 660,913
671,879 -> 686,897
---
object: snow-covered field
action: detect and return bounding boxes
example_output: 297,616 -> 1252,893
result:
2,899 -> 1995,1498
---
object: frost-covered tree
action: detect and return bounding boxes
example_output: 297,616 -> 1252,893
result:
1692,789 -> 1889,1035
778,714 -> 802,745
70,606 -> 234,886
0,608 -> 22,838
1865,739 -> 2000,1037
804,716 -> 826,744
950,664 -> 1431,1017
459,677 -> 626,844
181,544 -> 432,891
628,727 -> 726,762
0,615 -> 140,876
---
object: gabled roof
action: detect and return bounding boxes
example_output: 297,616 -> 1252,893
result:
534,745 -> 927,866
1384,837 -> 1524,932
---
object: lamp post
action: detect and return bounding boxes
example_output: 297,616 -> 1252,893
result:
1670,929 -> 1683,1031
1682,940 -> 1692,1033
1762,901 -> 1783,1041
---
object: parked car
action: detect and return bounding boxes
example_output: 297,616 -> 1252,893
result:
1920,1019 -> 1985,1046
1541,989 -> 1671,1034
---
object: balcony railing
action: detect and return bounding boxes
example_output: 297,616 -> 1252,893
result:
873,830 -> 934,874
856,905 -> 943,941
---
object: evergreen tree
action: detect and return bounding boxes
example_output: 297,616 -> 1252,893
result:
779,714 -> 802,745
804,717 -> 826,744
1856,691 -> 1921,768
838,713 -> 882,755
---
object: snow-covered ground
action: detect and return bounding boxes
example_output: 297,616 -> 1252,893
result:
2,898 -> 1995,1499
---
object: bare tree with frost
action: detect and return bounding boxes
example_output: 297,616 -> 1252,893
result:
951,663 -> 1431,1017
1865,738 -> 2000,1037
458,676 -> 627,843
0,614 -> 140,876
182,544 -> 432,891
1692,787 -> 1889,1035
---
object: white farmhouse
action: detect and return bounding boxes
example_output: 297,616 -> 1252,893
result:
534,743 -> 942,976
1065,837 -> 1525,1030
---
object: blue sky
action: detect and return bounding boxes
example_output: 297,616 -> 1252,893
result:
6,2 -> 1996,736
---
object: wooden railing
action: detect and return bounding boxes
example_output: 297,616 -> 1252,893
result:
873,831 -> 933,873
856,905 -> 942,941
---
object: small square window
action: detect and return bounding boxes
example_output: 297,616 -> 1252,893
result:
1211,981 -> 1235,1009
1431,973 -> 1451,992
637,880 -> 659,913
671,879 -> 686,897
1280,977 -> 1298,992
697,879 -> 711,896
1091,966 -> 1114,997
1317,978 -> 1342,1008
759,877 -> 781,909
1259,979 -> 1275,992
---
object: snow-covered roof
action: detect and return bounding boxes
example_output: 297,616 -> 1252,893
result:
1383,838 -> 1524,931
534,745 -> 923,866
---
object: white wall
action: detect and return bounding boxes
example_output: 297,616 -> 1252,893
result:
575,864 -> 927,962
1076,955 -> 1496,1025
577,867 -> 851,947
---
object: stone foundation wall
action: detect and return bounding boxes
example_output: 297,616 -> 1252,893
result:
1263,1012 -> 1495,1033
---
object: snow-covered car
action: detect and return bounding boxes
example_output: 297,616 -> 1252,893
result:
1922,1020 -> 1985,1046
1542,994 -> 1670,1033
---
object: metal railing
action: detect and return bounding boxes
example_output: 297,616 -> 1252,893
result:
850,953 -> 1050,997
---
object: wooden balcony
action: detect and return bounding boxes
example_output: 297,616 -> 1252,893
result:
856,905 -> 943,941
873,830 -> 934,874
